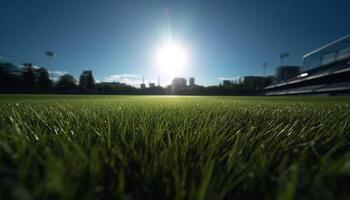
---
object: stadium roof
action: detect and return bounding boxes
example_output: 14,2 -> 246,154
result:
264,66 -> 350,90
303,34 -> 350,59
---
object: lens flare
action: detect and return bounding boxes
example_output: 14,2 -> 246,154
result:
156,42 -> 187,75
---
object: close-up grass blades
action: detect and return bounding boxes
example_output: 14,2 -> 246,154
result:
1,95 -> 350,199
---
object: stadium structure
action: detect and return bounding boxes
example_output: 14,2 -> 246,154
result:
265,35 -> 350,95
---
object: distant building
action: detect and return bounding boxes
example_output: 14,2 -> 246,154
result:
275,66 -> 301,83
149,83 -> 155,88
189,77 -> 195,87
140,83 -> 146,89
171,78 -> 187,90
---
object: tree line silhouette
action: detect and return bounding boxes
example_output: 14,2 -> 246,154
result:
0,62 -> 97,93
1,61 -> 267,95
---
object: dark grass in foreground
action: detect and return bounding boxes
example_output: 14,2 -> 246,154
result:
0,95 -> 350,200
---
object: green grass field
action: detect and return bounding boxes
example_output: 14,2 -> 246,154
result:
0,95 -> 350,200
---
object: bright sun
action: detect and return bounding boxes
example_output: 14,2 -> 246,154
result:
156,43 -> 187,74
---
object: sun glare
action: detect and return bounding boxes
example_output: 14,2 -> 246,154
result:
156,43 -> 187,74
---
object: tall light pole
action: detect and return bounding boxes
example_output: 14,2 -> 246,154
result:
262,62 -> 269,88
45,51 -> 55,91
262,62 -> 268,77
157,73 -> 160,87
280,52 -> 289,66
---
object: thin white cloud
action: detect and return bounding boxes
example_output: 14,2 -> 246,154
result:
218,77 -> 240,80
103,74 -> 143,87
218,77 -> 240,83
49,70 -> 68,80
19,64 -> 40,69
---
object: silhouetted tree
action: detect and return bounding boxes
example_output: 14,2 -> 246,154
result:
0,63 -> 13,82
36,67 -> 51,91
79,70 -> 95,92
22,63 -> 36,90
0,63 -> 11,83
55,74 -> 78,93
95,82 -> 137,94
0,62 -> 20,90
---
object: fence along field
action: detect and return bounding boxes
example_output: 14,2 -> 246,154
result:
0,95 -> 350,199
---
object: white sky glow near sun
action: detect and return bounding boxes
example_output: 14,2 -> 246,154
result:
156,42 -> 188,75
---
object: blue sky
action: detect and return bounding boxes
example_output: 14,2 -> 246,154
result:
1,0 -> 350,86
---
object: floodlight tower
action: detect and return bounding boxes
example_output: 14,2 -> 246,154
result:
280,52 -> 289,66
262,62 -> 268,77
262,62 -> 269,88
45,51 -> 55,92
157,73 -> 160,87
45,51 -> 55,80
